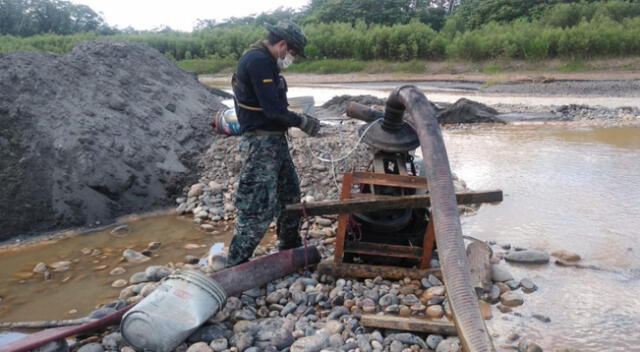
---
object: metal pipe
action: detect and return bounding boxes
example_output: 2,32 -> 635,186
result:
384,86 -> 495,352
1,246 -> 321,352
346,102 -> 384,123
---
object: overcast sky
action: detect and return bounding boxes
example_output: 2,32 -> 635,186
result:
69,0 -> 310,31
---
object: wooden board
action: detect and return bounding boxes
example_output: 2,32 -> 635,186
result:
466,240 -> 493,293
360,314 -> 457,336
286,190 -> 503,216
317,261 -> 440,280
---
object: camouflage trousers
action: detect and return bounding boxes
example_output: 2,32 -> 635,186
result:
228,134 -> 302,266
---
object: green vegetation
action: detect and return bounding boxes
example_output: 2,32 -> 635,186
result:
2,0 -> 640,74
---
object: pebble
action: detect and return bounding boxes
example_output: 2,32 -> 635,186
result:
145,266 -> 172,281
209,338 -> 228,352
112,279 -> 128,288
290,330 -> 330,352
399,306 -> 412,317
426,305 -> 444,318
230,333 -> 254,352
491,265 -> 514,282
436,337 -> 461,352
129,272 -> 148,284
505,280 -> 521,290
102,332 -> 122,350
187,342 -> 213,352
500,292 -> 524,307
77,343 -> 104,352
50,261 -> 72,272
147,242 -> 162,250
497,304 -> 512,313
122,249 -> 150,263
400,294 -> 420,306
110,267 -> 126,276
188,183 -> 205,197
281,302 -> 298,316
384,333 -> 427,348
33,262 -> 47,273
427,335 -> 444,350
517,338 -> 543,352
520,278 -> 537,293
551,250 -> 581,262
379,293 -> 398,307
201,224 -> 215,231
505,250 -> 550,264
428,274 -> 443,286
389,340 -> 404,352
357,335 -> 372,352
532,313 -> 551,323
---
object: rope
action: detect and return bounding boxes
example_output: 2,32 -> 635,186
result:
305,118 -> 381,163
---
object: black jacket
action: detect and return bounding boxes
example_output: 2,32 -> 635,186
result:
233,43 -> 302,132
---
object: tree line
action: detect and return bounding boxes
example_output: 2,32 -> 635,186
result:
1,0 -> 640,62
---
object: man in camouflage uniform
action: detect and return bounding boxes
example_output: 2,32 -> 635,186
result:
227,21 -> 321,266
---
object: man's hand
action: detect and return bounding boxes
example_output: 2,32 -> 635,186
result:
299,114 -> 321,136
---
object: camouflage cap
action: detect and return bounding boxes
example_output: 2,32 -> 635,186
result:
265,21 -> 308,58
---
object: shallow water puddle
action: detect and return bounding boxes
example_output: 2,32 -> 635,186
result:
0,215 -> 230,323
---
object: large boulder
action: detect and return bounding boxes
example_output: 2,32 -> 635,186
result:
0,41 -> 224,239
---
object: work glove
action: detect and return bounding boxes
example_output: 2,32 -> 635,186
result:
299,113 -> 321,137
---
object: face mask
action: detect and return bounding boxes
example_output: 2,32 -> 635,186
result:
277,44 -> 294,69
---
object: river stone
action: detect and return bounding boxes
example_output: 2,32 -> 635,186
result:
505,280 -> 521,290
111,279 -> 128,288
102,332 -> 122,350
436,337 -> 461,352
233,320 -> 256,334
290,330 -> 330,352
122,249 -> 150,264
518,338 -> 543,352
234,308 -> 256,321
145,266 -> 172,281
77,343 -> 104,352
254,328 -> 294,349
327,306 -> 350,320
209,338 -> 228,352
520,278 -> 537,293
129,271 -> 148,284
384,304 -> 400,314
185,255 -> 200,264
186,342 -> 213,352
384,333 -> 427,348
426,305 -> 444,318
532,313 -> 551,323
401,294 -> 420,306
379,293 -> 398,307
50,261 -> 72,272
389,340 -> 404,352
230,332 -> 254,352
281,302 -> 298,316
267,290 -> 285,304
491,265 -> 514,282
551,250 -> 581,262
426,335 -> 444,350
33,262 -> 48,273
500,292 -> 524,307
147,241 -> 162,250
140,282 -> 158,297
357,335 -> 372,352
428,274 -> 443,286
371,340 -> 383,350
324,320 -> 344,334
188,183 -> 206,198
110,267 -> 126,276
505,250 -> 550,264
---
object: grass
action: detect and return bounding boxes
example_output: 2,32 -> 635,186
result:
481,65 -> 503,74
557,60 -> 590,72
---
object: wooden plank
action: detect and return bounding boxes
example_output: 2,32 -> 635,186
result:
317,261 -> 440,280
466,240 -> 493,293
419,219 -> 436,269
360,314 -> 457,336
286,190 -> 503,216
344,241 -> 423,259
352,172 -> 428,189
333,173 -> 353,264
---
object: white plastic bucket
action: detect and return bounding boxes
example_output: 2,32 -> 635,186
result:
121,270 -> 226,352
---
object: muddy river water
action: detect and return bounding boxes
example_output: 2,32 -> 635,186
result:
1,84 -> 639,351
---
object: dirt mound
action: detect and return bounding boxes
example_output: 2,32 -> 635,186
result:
437,98 -> 504,124
0,41 -> 224,239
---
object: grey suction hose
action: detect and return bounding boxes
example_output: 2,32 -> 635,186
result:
385,86 -> 495,352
